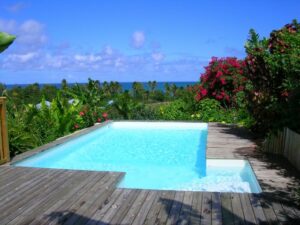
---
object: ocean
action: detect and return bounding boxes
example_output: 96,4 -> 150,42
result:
5,81 -> 198,91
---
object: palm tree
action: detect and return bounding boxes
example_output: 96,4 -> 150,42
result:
147,81 -> 157,93
170,84 -> 178,98
132,82 -> 144,100
164,83 -> 171,100
109,81 -> 122,95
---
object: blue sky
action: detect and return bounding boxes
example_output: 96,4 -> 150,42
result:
0,0 -> 299,84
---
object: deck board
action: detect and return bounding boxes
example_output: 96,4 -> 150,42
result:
0,122 -> 299,224
231,193 -> 245,225
0,170 -> 298,225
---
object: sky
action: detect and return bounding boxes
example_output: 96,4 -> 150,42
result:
0,0 -> 299,84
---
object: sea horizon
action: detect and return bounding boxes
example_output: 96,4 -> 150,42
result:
3,81 -> 199,91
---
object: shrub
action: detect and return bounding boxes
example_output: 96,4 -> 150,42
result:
245,20 -> 300,135
158,100 -> 190,120
197,57 -> 247,107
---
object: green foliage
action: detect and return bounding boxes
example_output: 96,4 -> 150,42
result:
193,99 -> 224,121
245,20 -> 300,135
7,110 -> 38,155
4,78 -> 254,157
129,105 -> 157,120
0,32 -> 15,53
112,92 -> 143,119
131,82 -> 145,100
158,100 -> 190,120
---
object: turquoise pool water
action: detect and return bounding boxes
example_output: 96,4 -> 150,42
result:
14,122 -> 261,193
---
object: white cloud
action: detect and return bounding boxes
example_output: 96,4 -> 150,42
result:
103,45 -> 113,55
131,31 -> 145,49
0,19 -> 17,33
0,18 -> 47,51
151,52 -> 164,62
74,54 -> 102,63
114,57 -> 123,68
0,19 -> 207,78
18,20 -> 47,46
6,52 -> 38,63
6,2 -> 26,13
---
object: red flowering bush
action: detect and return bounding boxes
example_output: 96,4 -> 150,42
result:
73,110 -> 109,131
245,20 -> 300,135
196,57 -> 247,106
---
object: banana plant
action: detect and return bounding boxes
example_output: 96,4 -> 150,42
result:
113,92 -> 143,119
0,32 -> 16,53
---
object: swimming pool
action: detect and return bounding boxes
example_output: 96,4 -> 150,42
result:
14,122 -> 261,193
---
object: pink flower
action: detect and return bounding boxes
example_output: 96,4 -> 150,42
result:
97,118 -> 102,122
216,71 -> 223,78
195,93 -> 202,101
224,94 -> 230,102
211,56 -> 218,62
220,78 -> 226,85
74,124 -> 79,129
281,91 -> 289,97
200,88 -> 208,96
102,112 -> 108,118
79,111 -> 85,116
216,95 -> 223,100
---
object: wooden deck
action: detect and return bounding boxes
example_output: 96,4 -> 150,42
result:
0,123 -> 299,225
207,123 -> 300,195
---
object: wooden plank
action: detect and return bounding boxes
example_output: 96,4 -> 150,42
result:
231,193 -> 245,225
190,192 -> 202,225
0,169 -> 62,218
6,171 -> 86,225
1,170 -> 76,225
0,97 -> 10,163
143,191 -> 169,225
62,173 -> 116,225
156,190 -> 176,224
248,194 -> 268,225
177,191 -> 193,225
0,167 -> 38,187
109,189 -> 141,224
29,172 -> 106,225
0,166 -> 12,175
0,169 -> 46,199
259,195 -> 279,224
49,172 -> 108,225
85,188 -> 124,225
165,191 -> 184,225
211,192 -> 222,225
221,193 -> 234,225
201,192 -> 212,225
120,189 -> 149,224
132,191 -> 158,225
98,189 -> 132,224
239,194 -> 256,225
72,173 -> 124,225
269,198 -> 288,224
15,172 -> 102,225
0,168 -> 46,194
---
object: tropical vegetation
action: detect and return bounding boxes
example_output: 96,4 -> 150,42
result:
0,20 -> 299,159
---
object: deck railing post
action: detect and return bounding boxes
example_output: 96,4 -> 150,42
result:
0,97 -> 9,164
